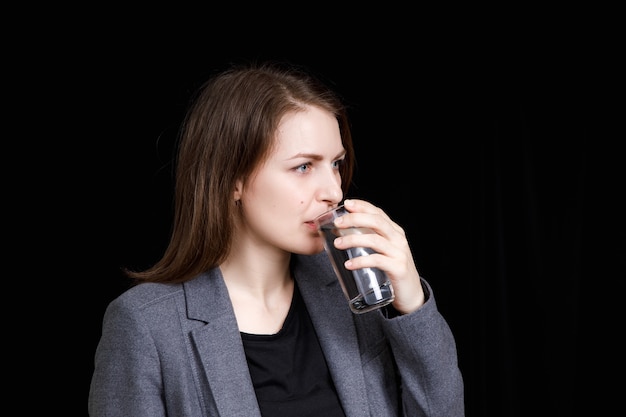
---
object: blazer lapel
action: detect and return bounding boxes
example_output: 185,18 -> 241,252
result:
184,271 -> 263,417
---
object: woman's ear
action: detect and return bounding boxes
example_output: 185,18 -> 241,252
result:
233,179 -> 243,202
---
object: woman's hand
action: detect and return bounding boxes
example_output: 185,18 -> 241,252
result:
332,199 -> 425,314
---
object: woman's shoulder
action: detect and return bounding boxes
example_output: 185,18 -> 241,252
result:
105,270 -> 223,318
107,281 -> 185,313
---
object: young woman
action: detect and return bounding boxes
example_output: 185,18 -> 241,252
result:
88,61 -> 465,416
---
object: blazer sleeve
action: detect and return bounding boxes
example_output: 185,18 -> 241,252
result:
88,293 -> 168,417
383,278 -> 465,417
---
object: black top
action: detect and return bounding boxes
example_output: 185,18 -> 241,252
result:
241,283 -> 347,417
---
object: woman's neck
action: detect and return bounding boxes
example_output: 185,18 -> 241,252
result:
219,246 -> 294,334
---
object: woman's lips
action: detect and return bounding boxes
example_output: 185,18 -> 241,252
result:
305,221 -> 318,232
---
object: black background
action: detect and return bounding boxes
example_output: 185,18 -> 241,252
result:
17,12 -> 623,417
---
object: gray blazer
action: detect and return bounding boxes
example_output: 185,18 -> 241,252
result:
88,252 -> 464,416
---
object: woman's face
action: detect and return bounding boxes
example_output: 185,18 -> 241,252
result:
237,105 -> 345,255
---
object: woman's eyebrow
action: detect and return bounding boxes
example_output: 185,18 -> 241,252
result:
286,150 -> 346,161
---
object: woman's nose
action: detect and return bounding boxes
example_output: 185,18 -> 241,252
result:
319,172 -> 343,204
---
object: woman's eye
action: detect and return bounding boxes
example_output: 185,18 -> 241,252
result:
295,163 -> 311,173
332,159 -> 345,169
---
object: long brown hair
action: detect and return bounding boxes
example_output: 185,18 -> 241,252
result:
126,61 -> 355,284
